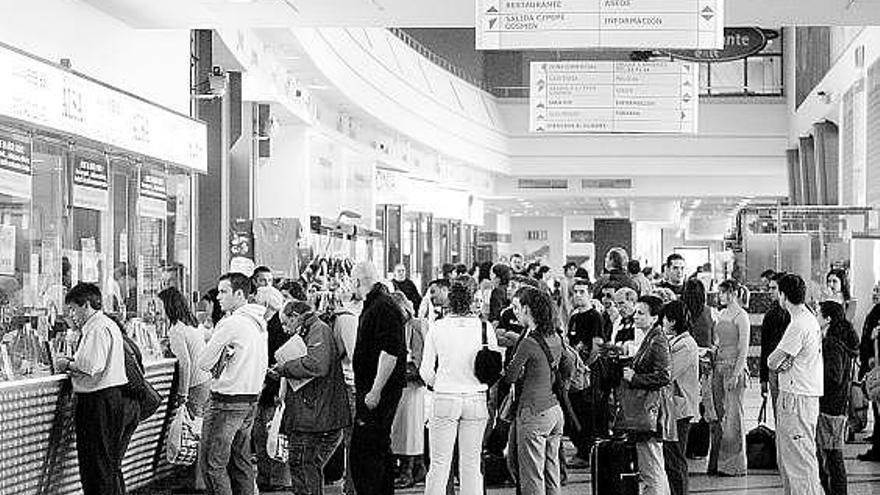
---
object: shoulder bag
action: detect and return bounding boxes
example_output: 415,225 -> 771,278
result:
474,321 -> 503,386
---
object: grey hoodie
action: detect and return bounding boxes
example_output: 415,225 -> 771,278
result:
198,303 -> 268,396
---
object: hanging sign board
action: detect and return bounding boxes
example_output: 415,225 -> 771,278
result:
0,135 -> 31,199
138,171 -> 167,219
72,155 -> 109,211
476,0 -> 724,50
529,60 -> 699,134
0,224 -> 15,276
664,27 -> 770,63
0,45 -> 207,172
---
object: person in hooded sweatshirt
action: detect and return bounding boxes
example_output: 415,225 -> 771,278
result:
817,301 -> 860,495
198,272 -> 269,495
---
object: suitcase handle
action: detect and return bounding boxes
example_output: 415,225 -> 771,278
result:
757,395 -> 768,425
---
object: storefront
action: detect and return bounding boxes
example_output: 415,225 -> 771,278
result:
0,42 -> 206,494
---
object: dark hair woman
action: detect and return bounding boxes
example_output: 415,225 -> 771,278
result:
708,279 -> 750,477
504,286 -> 572,495
661,300 -> 700,495
681,279 -> 714,348
826,268 -> 856,322
620,295 -> 671,495
420,281 -> 497,495
158,286 -> 212,491
489,263 -> 513,325
817,301 -> 859,494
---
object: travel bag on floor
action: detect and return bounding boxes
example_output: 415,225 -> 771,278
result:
482,450 -> 510,486
686,417 -> 710,458
746,396 -> 777,470
323,441 -> 345,484
590,437 -> 638,495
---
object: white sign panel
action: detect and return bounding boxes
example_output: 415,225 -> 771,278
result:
477,0 -> 724,50
0,45 -> 207,173
530,60 -> 699,134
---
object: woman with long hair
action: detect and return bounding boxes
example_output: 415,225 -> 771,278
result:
504,286 -> 571,495
817,301 -> 860,494
621,295 -> 672,495
159,286 -> 212,492
681,279 -> 714,348
420,282 -> 497,495
826,268 -> 856,321
662,301 -> 700,495
388,291 -> 428,488
708,279 -> 750,476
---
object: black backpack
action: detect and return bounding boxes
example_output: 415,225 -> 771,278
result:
474,321 -> 503,386
121,333 -> 162,421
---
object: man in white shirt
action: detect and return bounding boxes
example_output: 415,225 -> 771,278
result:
56,282 -> 136,495
768,273 -> 824,495
198,272 -> 268,495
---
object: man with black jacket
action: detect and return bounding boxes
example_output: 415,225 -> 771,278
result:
350,262 -> 407,495
760,270 -> 790,419
857,283 -> 880,462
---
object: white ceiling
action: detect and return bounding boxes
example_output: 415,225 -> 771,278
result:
83,0 -> 880,28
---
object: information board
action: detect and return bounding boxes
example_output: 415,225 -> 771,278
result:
476,0 -> 724,50
529,60 -> 699,134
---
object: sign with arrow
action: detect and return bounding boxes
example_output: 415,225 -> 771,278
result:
529,60 -> 699,134
477,0 -> 724,50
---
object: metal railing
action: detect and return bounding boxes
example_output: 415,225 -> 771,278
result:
387,28 -> 490,92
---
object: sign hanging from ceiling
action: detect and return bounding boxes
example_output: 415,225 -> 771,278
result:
664,27 -> 772,62
476,0 -> 724,50
529,60 -> 699,134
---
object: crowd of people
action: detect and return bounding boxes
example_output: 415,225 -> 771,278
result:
53,246 -> 880,495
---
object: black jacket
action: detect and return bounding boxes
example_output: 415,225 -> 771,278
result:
760,303 -> 790,382
821,321 -> 860,416
391,278 -> 422,312
859,303 -> 880,378
260,313 -> 288,406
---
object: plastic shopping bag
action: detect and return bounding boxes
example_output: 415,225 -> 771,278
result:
166,407 -> 203,465
266,378 -> 289,463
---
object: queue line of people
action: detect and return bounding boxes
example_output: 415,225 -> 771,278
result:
54,247 -> 880,495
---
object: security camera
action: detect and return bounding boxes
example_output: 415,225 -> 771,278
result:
212,66 -> 224,77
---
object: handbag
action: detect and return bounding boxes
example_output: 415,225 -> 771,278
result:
166,407 -> 202,466
474,321 -> 503,386
746,396 -> 777,470
266,378 -> 289,463
497,388 -> 516,424
615,380 -> 661,432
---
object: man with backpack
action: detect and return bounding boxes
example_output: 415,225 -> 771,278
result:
55,282 -> 139,495
197,272 -> 269,495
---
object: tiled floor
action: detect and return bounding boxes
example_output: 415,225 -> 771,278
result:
138,379 -> 880,495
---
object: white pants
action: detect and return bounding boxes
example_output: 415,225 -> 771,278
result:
777,391 -> 823,495
636,438 -> 670,495
425,392 -> 489,495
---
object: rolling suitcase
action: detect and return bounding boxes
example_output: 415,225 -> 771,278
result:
590,437 -> 638,495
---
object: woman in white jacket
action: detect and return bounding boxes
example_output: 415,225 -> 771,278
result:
662,300 -> 700,495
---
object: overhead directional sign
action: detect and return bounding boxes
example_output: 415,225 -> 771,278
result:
529,60 -> 699,134
476,0 -> 724,50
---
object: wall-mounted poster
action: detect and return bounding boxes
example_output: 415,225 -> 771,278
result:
0,224 -> 14,276
72,155 -> 109,211
0,136 -> 31,199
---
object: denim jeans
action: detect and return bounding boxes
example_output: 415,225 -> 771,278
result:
516,404 -> 564,495
343,384 -> 357,495
636,438 -> 670,495
425,392 -> 489,495
201,399 -> 258,495
664,418 -> 691,495
288,429 -> 343,495
253,402 -> 291,488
